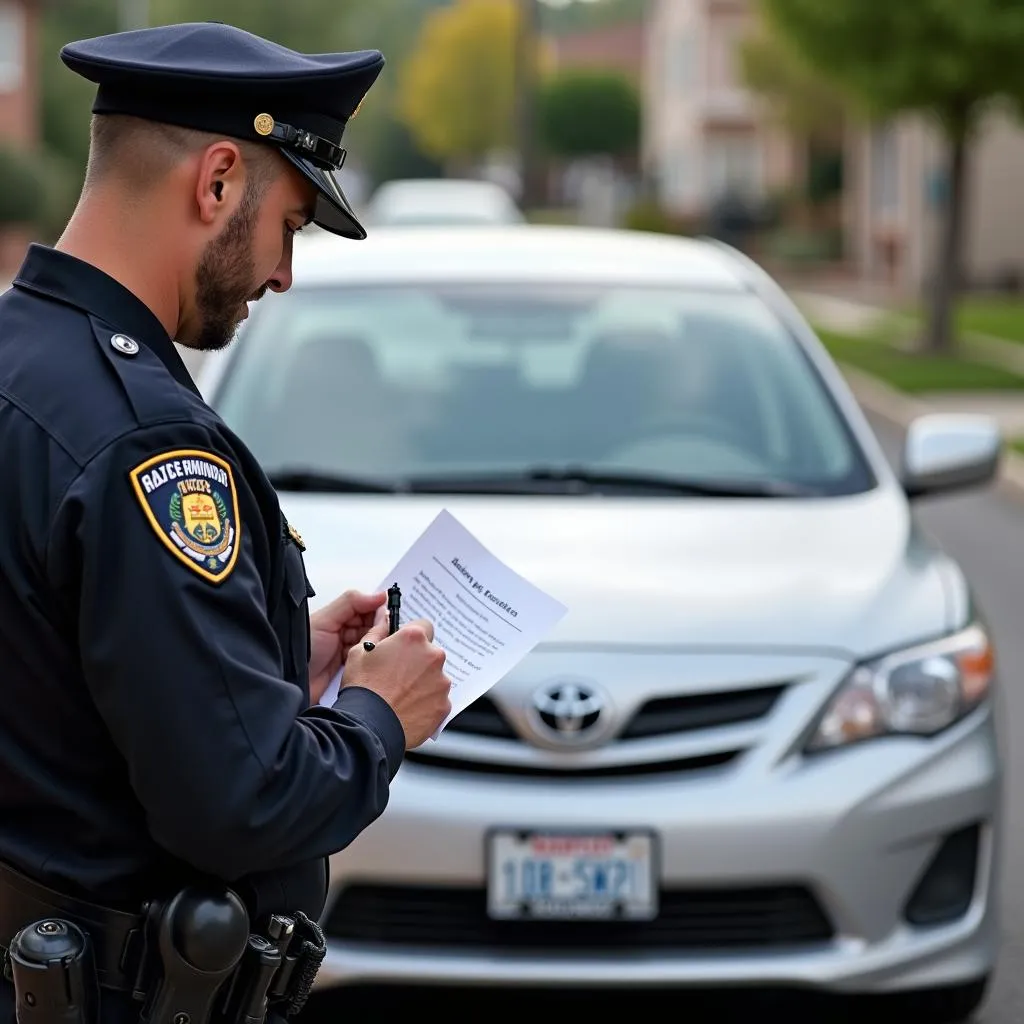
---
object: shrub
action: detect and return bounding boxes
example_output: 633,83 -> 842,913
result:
622,200 -> 702,236
0,144 -> 48,228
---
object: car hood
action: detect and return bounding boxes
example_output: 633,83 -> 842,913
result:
281,487 -> 958,657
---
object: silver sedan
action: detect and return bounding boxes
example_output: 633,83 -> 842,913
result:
198,225 -> 1005,1023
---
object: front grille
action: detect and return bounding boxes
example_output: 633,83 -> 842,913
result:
404,749 -> 741,777
622,685 -> 786,739
324,884 -> 835,951
446,696 -> 516,739
444,686 -> 786,745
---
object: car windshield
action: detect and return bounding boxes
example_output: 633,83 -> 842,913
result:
211,282 -> 875,497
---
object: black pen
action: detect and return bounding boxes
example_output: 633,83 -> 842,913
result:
387,582 -> 402,636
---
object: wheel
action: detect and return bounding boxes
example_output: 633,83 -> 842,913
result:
867,976 -> 990,1023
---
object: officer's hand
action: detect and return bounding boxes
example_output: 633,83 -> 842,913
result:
307,589 -> 388,705
342,609 -> 452,749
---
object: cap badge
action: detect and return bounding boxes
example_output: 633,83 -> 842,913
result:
253,113 -> 275,136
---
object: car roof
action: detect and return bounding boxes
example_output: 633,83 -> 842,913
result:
362,178 -> 524,223
291,225 -> 753,290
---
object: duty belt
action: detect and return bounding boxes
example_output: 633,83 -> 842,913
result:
0,858 -> 326,1023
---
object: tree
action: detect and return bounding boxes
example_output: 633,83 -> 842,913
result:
0,146 -> 49,227
39,0 -> 121,174
396,0 -> 521,169
317,0 -> 451,188
538,69 -> 640,160
760,0 -> 1024,354
738,24 -> 847,143
739,23 -> 848,236
36,0 -> 440,195
38,0 -> 362,177
363,118 -> 444,184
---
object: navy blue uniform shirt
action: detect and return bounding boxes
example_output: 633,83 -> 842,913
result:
0,244 -> 406,922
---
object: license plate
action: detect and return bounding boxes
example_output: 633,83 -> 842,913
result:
486,830 -> 657,920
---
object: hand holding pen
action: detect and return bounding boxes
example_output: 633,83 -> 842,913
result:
363,583 -> 401,650
351,581 -> 452,748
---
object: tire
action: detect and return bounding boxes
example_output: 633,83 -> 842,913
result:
869,976 -> 990,1023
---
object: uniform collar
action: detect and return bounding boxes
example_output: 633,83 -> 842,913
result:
12,243 -> 202,397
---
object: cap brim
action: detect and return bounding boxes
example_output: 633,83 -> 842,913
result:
279,148 -> 367,240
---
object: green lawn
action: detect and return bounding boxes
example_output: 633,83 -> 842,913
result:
904,297 -> 1024,345
957,297 -> 1024,344
814,326 -> 1024,392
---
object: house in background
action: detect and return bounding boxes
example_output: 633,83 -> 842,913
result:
0,0 -> 37,148
642,0 -> 797,223
547,19 -> 646,85
845,108 -> 1024,295
644,0 -> 1024,294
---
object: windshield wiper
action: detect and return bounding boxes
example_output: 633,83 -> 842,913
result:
267,465 -> 816,497
266,469 -> 402,493
400,467 -> 815,497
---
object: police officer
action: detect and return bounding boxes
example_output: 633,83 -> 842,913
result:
0,21 -> 451,1024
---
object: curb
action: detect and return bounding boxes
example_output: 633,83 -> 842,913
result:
838,361 -> 1024,505
838,364 -> 931,429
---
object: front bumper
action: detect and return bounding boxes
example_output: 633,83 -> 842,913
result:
315,704 -> 1002,995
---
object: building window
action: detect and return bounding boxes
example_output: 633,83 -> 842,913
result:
0,1 -> 25,93
704,134 -> 762,202
870,123 -> 900,217
667,24 -> 696,93
663,138 -> 697,208
707,14 -> 747,92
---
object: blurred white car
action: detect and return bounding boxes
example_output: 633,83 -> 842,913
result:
361,178 -> 525,227
199,226 -> 1004,1021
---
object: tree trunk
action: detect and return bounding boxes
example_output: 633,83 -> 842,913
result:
515,0 -> 545,209
923,126 -> 970,353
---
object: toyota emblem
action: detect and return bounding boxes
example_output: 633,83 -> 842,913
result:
530,681 -> 606,743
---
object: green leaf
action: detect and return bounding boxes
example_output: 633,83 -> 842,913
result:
760,0 -> 1024,125
538,70 -> 641,158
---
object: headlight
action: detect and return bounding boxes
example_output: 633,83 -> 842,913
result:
806,623 -> 994,752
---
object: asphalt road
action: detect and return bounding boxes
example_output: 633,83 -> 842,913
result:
302,412 -> 1024,1023
869,414 -> 1024,1024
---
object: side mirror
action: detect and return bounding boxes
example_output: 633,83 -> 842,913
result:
901,413 -> 1002,499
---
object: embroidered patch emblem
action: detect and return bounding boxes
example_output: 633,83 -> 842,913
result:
128,449 -> 241,584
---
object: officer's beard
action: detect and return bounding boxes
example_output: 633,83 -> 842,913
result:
191,186 -> 262,352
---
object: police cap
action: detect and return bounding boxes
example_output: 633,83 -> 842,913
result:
60,21 -> 384,240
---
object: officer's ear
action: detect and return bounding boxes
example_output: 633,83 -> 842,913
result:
194,141 -> 245,227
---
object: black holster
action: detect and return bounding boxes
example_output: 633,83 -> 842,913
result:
7,918 -> 98,1024
136,887 -> 250,1024
136,895 -> 326,1024
0,860 -> 328,1024
263,912 -> 326,1019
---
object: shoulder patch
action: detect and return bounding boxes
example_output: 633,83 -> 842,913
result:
128,449 -> 241,584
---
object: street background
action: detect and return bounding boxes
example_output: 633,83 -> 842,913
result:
5,0 -> 1024,1019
